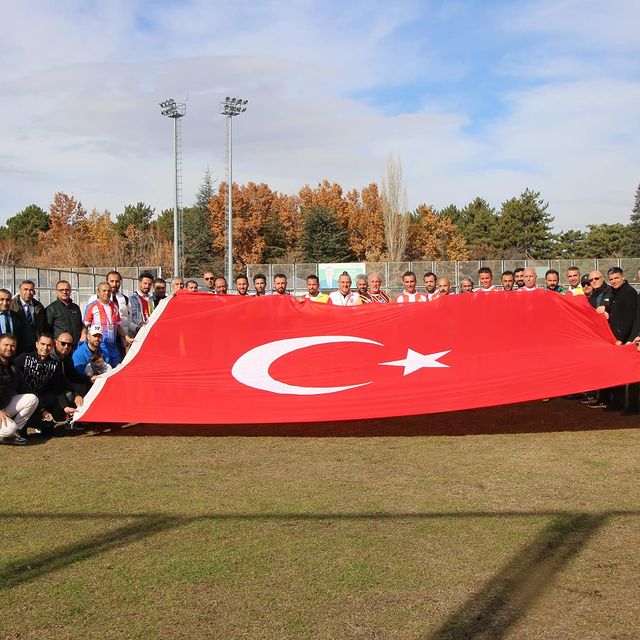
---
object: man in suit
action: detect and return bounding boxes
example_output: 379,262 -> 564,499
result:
0,289 -> 21,339
9,280 -> 47,354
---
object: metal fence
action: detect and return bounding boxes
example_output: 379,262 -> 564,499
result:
245,258 -> 640,295
0,266 -> 162,309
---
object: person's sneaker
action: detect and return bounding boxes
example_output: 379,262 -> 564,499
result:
580,395 -> 597,404
0,435 -> 28,446
588,401 -> 608,409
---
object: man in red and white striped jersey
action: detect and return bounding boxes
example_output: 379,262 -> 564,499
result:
395,271 -> 427,303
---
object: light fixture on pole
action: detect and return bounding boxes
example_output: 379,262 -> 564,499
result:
159,98 -> 186,277
220,96 -> 248,285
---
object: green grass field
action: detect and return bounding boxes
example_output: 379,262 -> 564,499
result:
1,418 -> 639,639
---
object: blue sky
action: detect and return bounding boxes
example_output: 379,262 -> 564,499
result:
1,0 -> 639,231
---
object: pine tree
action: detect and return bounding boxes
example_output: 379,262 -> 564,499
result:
458,197 -> 499,259
5,204 -> 50,243
494,189 -> 554,258
183,169 -> 216,274
623,183 -> 640,256
115,202 -> 154,237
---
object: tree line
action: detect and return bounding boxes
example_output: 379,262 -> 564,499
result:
2,165 -> 639,275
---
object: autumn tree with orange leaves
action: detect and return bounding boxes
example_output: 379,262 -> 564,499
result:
406,204 -> 468,261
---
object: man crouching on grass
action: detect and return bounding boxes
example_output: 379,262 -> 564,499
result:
0,333 -> 38,446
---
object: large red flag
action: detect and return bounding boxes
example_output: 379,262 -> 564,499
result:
75,290 -> 640,425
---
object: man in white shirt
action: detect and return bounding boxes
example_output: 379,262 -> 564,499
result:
329,273 -> 361,306
476,267 -> 497,292
517,268 -> 539,291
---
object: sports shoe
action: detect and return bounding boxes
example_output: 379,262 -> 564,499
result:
588,401 -> 607,409
0,435 -> 28,446
580,395 -> 597,404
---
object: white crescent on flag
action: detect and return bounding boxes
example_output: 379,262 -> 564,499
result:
231,335 -> 382,395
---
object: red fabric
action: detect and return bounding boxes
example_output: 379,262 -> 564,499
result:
76,290 -> 640,425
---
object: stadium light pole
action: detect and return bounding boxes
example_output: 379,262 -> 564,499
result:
220,97 -> 248,284
159,98 -> 186,277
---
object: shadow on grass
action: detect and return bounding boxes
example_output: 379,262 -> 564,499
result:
426,513 -> 610,640
1,508 -> 637,633
0,514 -> 185,591
88,399 -> 640,438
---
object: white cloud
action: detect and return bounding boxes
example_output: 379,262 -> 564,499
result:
1,0 -> 639,234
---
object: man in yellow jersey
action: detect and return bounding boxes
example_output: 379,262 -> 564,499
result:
303,275 -> 330,303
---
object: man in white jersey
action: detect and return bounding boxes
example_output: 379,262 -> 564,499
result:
476,267 -> 497,292
396,271 -> 427,303
328,273 -> 361,306
517,268 -> 539,291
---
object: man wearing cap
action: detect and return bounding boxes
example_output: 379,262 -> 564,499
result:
72,326 -> 112,382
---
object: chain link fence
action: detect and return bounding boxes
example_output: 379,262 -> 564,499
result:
245,258 -> 640,295
0,266 -> 162,309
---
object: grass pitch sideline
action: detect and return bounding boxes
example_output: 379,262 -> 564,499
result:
0,410 -> 638,639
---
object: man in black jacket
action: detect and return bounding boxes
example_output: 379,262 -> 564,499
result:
14,333 -> 83,436
45,280 -> 84,345
599,268 -> 638,343
587,270 -> 610,309
52,332 -> 90,397
10,280 -> 47,354
590,267 -> 638,411
0,333 -> 38,445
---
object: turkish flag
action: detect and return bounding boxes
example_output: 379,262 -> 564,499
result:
75,290 -> 640,425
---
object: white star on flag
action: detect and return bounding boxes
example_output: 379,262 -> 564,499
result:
380,349 -> 451,376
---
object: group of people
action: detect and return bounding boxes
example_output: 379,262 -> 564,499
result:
1,263 -> 638,445
0,271 -> 167,445
182,264 -> 640,414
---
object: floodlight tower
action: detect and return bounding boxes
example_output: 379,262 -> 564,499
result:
220,96 -> 248,284
159,98 -> 186,277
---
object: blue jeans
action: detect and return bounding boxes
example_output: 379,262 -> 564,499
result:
104,341 -> 122,367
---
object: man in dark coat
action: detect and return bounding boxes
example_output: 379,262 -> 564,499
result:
14,333 -> 83,435
51,332 -> 91,397
45,280 -> 84,345
590,267 -> 638,411
9,280 -> 47,354
0,288 -> 22,339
